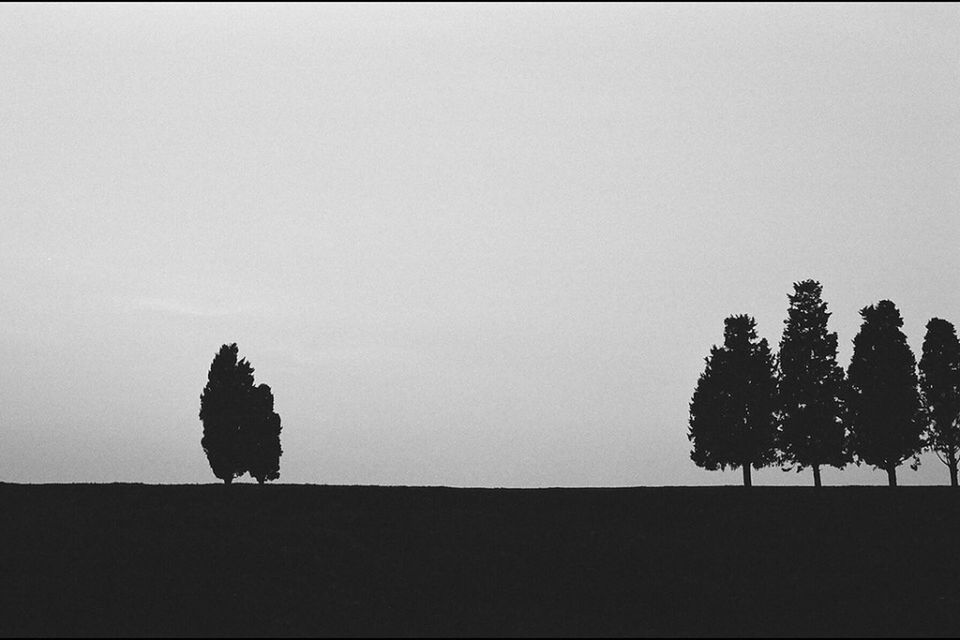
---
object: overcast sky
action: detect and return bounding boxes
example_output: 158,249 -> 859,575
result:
1,3 -> 958,486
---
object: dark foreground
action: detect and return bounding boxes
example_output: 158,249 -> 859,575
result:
1,484 -> 959,637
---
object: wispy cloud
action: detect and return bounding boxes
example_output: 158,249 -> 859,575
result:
130,296 -> 242,319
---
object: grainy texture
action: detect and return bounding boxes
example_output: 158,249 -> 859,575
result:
1,484 -> 958,637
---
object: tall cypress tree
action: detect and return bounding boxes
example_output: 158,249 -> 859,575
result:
777,280 -> 847,486
846,301 -> 924,486
689,315 -> 778,486
200,343 -> 282,484
918,318 -> 960,486
200,344 -> 254,484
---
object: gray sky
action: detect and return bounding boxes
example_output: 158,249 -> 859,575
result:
1,3 -> 958,486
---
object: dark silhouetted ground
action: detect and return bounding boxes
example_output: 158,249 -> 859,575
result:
1,484 -> 958,637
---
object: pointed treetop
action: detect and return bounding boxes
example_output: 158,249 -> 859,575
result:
723,314 -> 759,347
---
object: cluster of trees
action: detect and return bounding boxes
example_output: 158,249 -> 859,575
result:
689,280 -> 960,486
199,343 -> 282,484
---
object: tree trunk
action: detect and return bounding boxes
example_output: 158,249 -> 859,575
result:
886,466 -> 897,487
946,448 -> 959,487
812,464 -> 822,488
224,476 -> 233,486
742,464 -> 752,487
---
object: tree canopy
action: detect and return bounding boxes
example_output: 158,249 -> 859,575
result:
689,314 -> 778,486
200,343 -> 282,484
776,280 -> 847,486
918,318 -> 960,486
846,301 -> 924,486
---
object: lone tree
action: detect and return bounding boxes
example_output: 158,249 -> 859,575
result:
846,301 -> 924,486
776,280 -> 847,487
689,314 -> 778,486
918,318 -> 960,486
200,343 -> 282,484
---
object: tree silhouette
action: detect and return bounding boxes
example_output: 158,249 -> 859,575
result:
689,315 -> 778,486
776,280 -> 847,486
918,318 -> 960,486
244,383 -> 282,484
846,301 -> 924,486
199,343 -> 282,484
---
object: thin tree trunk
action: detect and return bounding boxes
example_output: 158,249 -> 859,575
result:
946,448 -> 959,487
742,464 -> 752,487
224,476 -> 233,486
812,464 -> 822,487
886,466 -> 897,487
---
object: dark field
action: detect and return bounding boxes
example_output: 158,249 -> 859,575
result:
1,484 -> 959,637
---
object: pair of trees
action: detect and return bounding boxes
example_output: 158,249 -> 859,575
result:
689,280 -> 960,486
687,281 -> 844,487
199,343 -> 282,484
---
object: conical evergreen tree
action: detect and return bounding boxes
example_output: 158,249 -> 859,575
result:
918,318 -> 960,486
200,344 -> 254,484
776,280 -> 847,486
846,301 -> 924,486
689,315 -> 778,486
